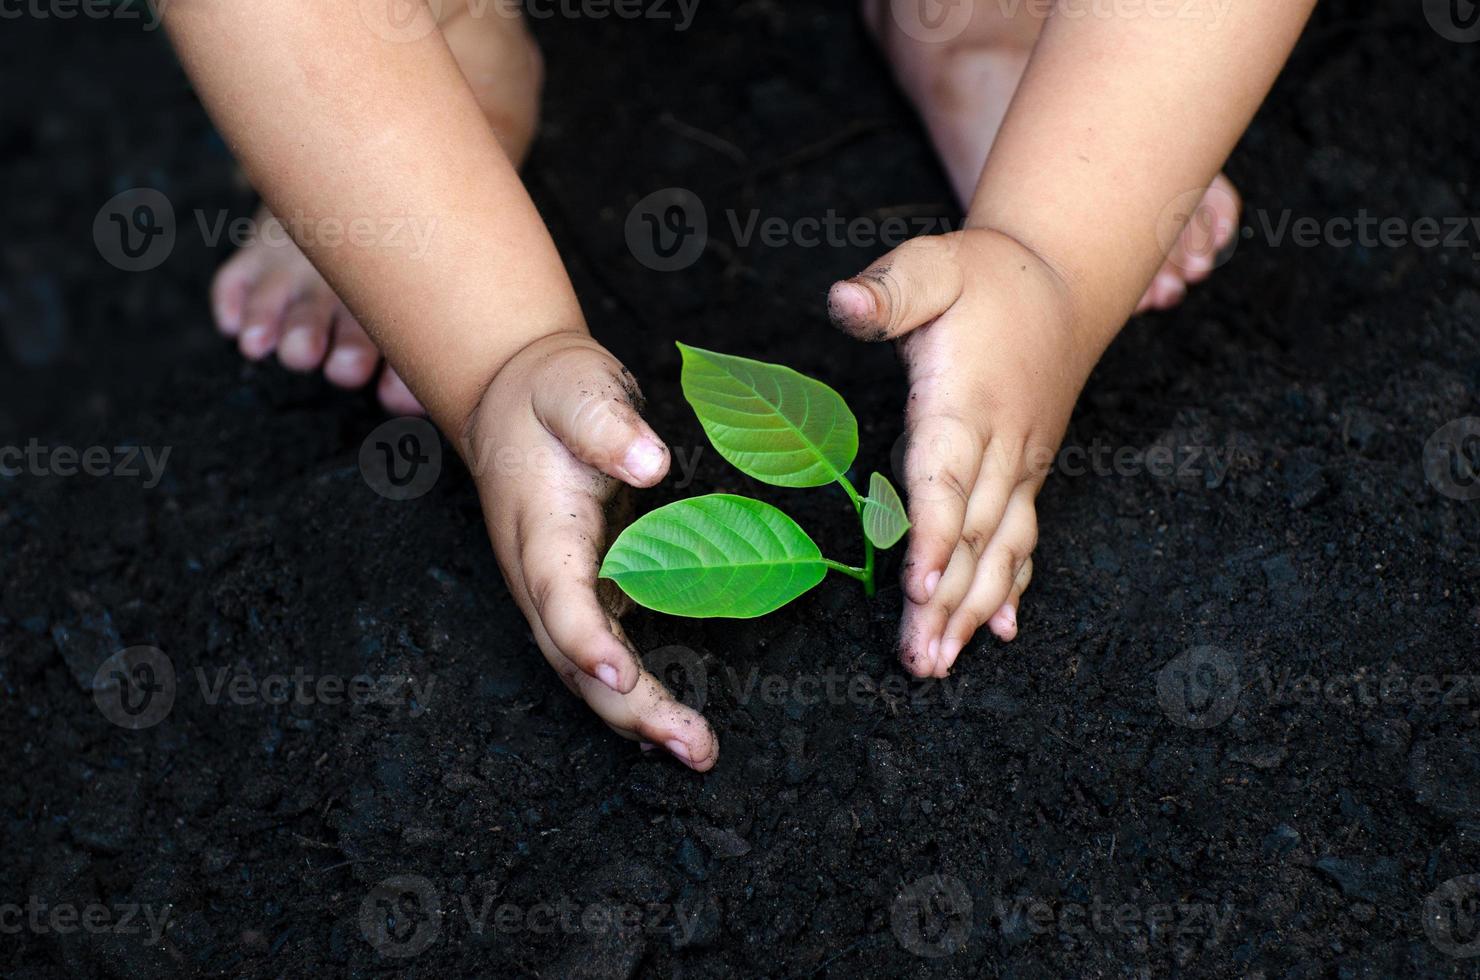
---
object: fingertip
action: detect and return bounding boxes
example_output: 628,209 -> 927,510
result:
989,603 -> 1018,641
827,280 -> 878,335
620,436 -> 670,487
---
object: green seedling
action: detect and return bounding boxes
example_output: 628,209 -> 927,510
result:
598,343 -> 910,618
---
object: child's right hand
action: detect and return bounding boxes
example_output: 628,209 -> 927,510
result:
462,333 -> 718,771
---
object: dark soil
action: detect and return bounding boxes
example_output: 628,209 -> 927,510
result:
3,0 -> 1479,976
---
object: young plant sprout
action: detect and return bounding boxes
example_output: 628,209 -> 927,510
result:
598,343 -> 910,618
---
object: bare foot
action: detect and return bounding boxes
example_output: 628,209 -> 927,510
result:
209,0 -> 543,414
865,0 -> 1240,312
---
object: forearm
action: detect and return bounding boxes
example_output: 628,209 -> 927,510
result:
164,0 -> 580,433
967,0 -> 1316,351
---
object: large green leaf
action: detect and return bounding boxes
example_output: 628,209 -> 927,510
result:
861,471 -> 911,549
678,343 -> 857,488
599,494 -> 827,618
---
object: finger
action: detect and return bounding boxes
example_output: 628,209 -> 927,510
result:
899,412 -> 983,606
517,505 -> 642,695
211,249 -> 262,338
324,308 -> 380,388
378,365 -> 427,416
522,605 -> 717,770
828,234 -> 965,341
900,529 -> 979,679
276,287 -> 337,372
988,555 -> 1034,642
575,669 -> 719,771
237,267 -> 300,361
530,343 -> 669,488
940,491 -> 1038,672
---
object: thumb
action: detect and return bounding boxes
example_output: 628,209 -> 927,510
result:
531,343 -> 670,488
828,234 -> 966,341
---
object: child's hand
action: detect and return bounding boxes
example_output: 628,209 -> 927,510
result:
829,229 -> 1097,678
463,333 -> 718,770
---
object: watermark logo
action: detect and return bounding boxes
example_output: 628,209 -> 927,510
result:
1155,183 -> 1239,276
94,188 -> 175,272
92,646 -> 176,730
644,645 -> 709,711
360,874 -> 442,958
889,0 -> 974,43
360,417 -> 442,500
356,0 -> 443,42
625,188 -> 708,272
892,874 -> 972,957
1423,418 -> 1480,501
1424,875 -> 1480,957
1157,645 -> 1240,729
1424,0 -> 1480,42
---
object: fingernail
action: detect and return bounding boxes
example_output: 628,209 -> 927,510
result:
596,663 -> 620,691
623,439 -> 666,482
940,637 -> 962,670
1003,604 -> 1017,629
828,281 -> 875,323
923,570 -> 941,599
926,636 -> 940,670
664,739 -> 692,765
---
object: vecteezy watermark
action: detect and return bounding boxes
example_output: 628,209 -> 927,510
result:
1257,667 -> 1480,712
888,429 -> 1245,507
93,188 -> 175,273
993,891 -> 1236,946
623,188 -> 961,272
0,0 -> 166,30
92,646 -> 177,731
642,645 -> 967,715
1423,418 -> 1480,502
92,647 -> 436,728
94,190 -> 440,273
356,0 -> 697,43
1424,0 -> 1480,43
358,875 -> 708,958
625,188 -> 708,273
1425,875 -> 1480,958
0,897 -> 171,944
1157,646 -> 1241,730
888,0 -> 1232,44
891,875 -> 973,958
0,440 -> 171,487
197,665 -> 435,717
360,874 -> 442,959
195,210 -> 438,260
360,417 -> 442,501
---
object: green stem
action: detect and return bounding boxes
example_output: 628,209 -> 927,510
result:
821,558 -> 871,584
834,474 -> 876,597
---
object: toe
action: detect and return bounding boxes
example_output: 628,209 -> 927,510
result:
324,310 -> 380,389
210,249 -> 261,338
377,365 -> 426,416
276,289 -> 336,372
237,268 -> 299,361
1166,174 -> 1242,284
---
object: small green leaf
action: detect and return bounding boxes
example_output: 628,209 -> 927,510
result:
599,494 -> 827,618
678,342 -> 858,488
861,471 -> 911,549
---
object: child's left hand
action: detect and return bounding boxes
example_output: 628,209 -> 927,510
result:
829,228 -> 1100,678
